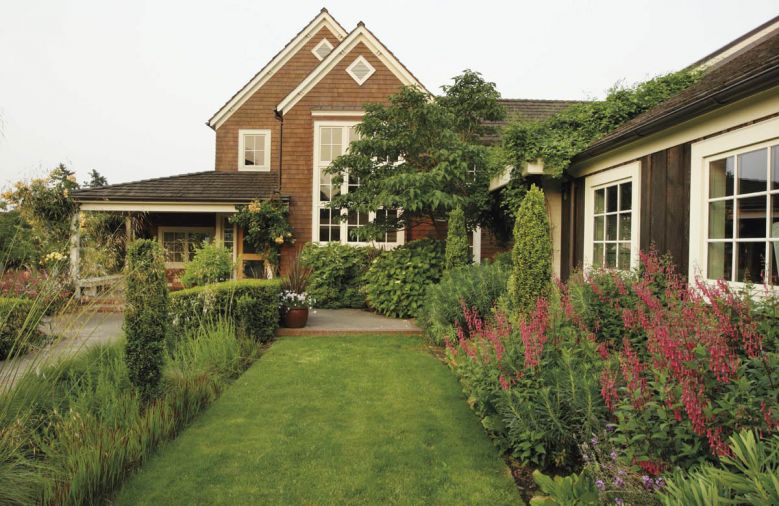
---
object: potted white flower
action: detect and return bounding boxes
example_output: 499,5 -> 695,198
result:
280,257 -> 314,328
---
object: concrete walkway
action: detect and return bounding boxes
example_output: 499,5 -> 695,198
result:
0,312 -> 124,390
277,308 -> 420,336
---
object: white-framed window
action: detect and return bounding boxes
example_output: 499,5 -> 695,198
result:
690,117 -> 779,289
583,161 -> 641,271
312,38 -> 334,61
238,129 -> 271,171
158,227 -> 213,267
346,56 -> 375,86
312,120 -> 404,247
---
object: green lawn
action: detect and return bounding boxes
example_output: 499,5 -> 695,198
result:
114,334 -> 521,505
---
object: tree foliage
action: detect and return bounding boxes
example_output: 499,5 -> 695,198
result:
508,184 -> 551,313
124,239 -> 168,400
83,169 -> 108,188
327,70 -> 505,239
444,206 -> 469,270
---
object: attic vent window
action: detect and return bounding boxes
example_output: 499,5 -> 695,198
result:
312,38 -> 334,61
346,56 -> 375,86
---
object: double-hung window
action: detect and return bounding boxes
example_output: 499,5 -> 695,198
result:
238,129 -> 271,171
159,228 -> 212,267
584,161 -> 640,271
313,121 -> 402,247
704,142 -> 779,285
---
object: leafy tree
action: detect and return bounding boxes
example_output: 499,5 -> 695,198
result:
327,70 -> 505,240
508,184 -> 551,314
124,239 -> 168,400
0,210 -> 38,268
83,169 -> 108,188
444,206 -> 469,270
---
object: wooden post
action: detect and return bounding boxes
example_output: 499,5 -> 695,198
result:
69,212 -> 81,299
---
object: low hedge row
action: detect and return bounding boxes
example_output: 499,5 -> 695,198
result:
0,297 -> 45,360
170,279 -> 281,342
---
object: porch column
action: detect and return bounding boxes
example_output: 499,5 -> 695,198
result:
69,211 -> 81,298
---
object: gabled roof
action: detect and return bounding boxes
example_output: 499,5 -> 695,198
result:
72,171 -> 279,203
276,22 -> 430,116
207,8 -> 348,130
574,28 -> 779,163
689,14 -> 779,70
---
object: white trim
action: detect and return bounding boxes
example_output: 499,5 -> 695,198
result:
583,161 -> 641,271
571,87 -> 779,178
689,115 -> 779,289
311,119 -> 404,248
277,24 -> 429,115
472,227 -> 482,264
238,129 -> 271,171
311,110 -> 365,117
696,18 -> 779,70
346,55 -> 376,86
207,11 -> 347,129
312,38 -> 334,60
158,226 -> 215,268
79,202 -> 239,212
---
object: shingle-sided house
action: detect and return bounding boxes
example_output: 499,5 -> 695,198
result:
70,9 -> 574,285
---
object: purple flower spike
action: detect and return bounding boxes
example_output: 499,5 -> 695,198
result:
610,450 -> 618,461
596,479 -> 605,491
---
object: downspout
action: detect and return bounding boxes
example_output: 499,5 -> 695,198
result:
274,109 -> 284,191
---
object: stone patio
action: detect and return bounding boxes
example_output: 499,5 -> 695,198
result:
277,309 -> 421,336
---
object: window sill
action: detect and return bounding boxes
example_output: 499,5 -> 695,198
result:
238,167 -> 271,172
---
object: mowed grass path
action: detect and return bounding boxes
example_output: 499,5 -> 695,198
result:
114,334 -> 520,505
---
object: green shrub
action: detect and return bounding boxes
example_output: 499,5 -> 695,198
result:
180,241 -> 233,288
170,279 -> 280,343
363,239 -> 445,318
444,206 -> 469,270
508,184 -> 551,314
417,261 -> 509,344
124,239 -> 168,400
0,297 -> 45,360
300,242 -> 380,308
530,470 -> 599,506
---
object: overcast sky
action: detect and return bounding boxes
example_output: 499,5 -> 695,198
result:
1,0 -> 777,188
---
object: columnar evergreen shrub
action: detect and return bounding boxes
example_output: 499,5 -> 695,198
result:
417,261 -> 509,344
124,239 -> 168,399
444,206 -> 469,270
0,297 -> 45,359
363,239 -> 445,318
170,279 -> 280,342
508,184 -> 551,314
180,241 -> 233,288
299,243 -> 379,308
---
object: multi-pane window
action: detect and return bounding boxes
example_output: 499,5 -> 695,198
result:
221,216 -> 234,257
314,122 -> 402,247
239,130 -> 270,171
161,230 -> 211,264
592,181 -> 633,270
706,143 -> 779,285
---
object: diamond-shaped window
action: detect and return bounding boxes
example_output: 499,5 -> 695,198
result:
346,56 -> 375,86
312,39 -> 334,61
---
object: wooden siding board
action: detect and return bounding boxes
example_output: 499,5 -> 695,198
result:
649,149 -> 668,253
639,155 -> 652,252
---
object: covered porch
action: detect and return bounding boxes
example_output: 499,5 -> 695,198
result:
70,171 -> 283,293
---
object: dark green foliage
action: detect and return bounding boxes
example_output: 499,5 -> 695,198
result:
170,279 -> 281,343
530,469 -> 599,505
363,239 -> 445,318
502,69 -> 702,178
444,206 -> 470,270
327,71 -> 505,240
0,211 -> 38,269
299,242 -> 380,308
229,197 -> 294,275
417,261 -> 509,344
508,184 -> 551,313
124,239 -> 168,399
180,241 -> 233,288
83,169 -> 108,188
0,297 -> 45,360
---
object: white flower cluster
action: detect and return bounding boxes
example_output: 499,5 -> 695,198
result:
280,290 -> 314,309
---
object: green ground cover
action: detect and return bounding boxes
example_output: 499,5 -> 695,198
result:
114,334 -> 520,505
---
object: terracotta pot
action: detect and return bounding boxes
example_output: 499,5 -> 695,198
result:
283,307 -> 309,328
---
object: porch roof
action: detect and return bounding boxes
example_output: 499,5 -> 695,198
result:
72,170 -> 280,204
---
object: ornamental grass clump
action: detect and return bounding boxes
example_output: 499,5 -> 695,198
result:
123,239 -> 168,400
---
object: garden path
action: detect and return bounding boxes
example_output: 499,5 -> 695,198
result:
0,311 -> 123,390
278,308 -> 420,336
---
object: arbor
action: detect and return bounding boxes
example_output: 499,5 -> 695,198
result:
327,70 -> 505,240
508,184 -> 551,314
444,206 -> 469,270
